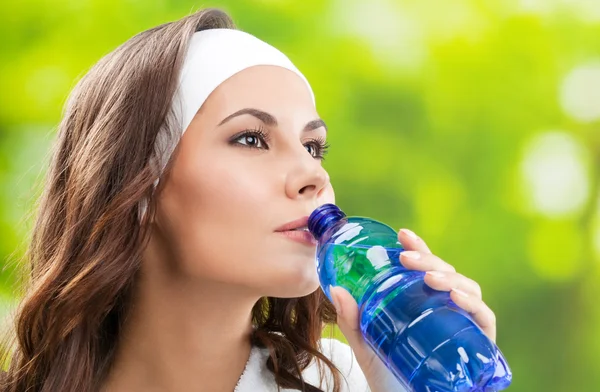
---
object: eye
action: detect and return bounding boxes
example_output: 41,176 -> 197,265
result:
305,144 -> 317,156
304,137 -> 331,160
230,127 -> 270,150
237,133 -> 265,148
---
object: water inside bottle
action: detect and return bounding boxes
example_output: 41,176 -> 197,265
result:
317,242 -> 510,391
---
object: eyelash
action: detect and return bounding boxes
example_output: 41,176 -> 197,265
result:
230,126 -> 331,160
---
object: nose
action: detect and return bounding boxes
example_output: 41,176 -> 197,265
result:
285,154 -> 330,201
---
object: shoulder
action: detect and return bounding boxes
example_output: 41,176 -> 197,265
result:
315,338 -> 410,392
236,338 -> 371,392
302,337 -> 370,392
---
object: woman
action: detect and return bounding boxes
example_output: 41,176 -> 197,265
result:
0,8 -> 498,392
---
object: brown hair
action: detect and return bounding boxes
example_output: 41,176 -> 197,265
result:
0,8 -> 342,392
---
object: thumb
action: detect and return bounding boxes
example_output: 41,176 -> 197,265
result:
330,285 -> 411,392
329,285 -> 372,361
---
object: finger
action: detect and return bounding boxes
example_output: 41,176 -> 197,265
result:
329,286 -> 379,367
329,285 -> 360,332
398,228 -> 431,254
423,271 -> 483,299
329,287 -> 370,351
330,286 -> 410,391
450,288 -> 497,342
400,251 -> 456,273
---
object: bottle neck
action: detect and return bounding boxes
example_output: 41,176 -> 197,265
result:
308,204 -> 347,239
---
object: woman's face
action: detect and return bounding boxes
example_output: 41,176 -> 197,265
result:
153,65 -> 334,298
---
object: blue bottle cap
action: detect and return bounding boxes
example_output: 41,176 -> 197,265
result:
308,203 -> 347,239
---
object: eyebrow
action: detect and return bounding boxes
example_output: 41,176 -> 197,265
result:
217,108 -> 327,133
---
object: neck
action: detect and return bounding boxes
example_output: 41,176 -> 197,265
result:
103,234 -> 261,392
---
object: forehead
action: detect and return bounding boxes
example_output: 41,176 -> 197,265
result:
198,65 -> 316,121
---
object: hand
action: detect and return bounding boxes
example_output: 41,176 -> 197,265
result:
329,228 -> 497,392
396,228 -> 496,342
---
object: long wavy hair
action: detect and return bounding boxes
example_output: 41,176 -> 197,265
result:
0,8 -> 342,392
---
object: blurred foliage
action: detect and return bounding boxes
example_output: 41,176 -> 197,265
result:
2,0 -> 600,391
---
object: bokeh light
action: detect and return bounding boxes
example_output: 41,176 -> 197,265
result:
561,62 -> 600,123
520,131 -> 591,218
2,1 -> 600,390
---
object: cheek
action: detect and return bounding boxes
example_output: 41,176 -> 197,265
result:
164,155 -> 320,295
168,160 -> 272,273
176,152 -> 273,228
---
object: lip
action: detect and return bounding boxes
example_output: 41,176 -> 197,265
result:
275,216 -> 317,246
276,230 -> 318,246
275,216 -> 310,232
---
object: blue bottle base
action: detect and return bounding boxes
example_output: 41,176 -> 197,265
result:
408,326 -> 511,392
360,273 -> 512,392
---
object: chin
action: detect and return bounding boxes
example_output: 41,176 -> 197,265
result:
273,285 -> 321,299
264,269 -> 321,298
293,278 -> 321,298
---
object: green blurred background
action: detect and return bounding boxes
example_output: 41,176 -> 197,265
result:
2,0 -> 600,391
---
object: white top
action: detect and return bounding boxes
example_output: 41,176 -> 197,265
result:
234,338 -> 371,392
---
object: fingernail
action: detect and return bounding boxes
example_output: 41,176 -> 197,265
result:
400,228 -> 419,241
401,251 -> 421,260
452,288 -> 469,298
329,285 -> 342,316
426,271 -> 445,278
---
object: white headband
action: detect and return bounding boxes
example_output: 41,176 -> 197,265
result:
140,28 -> 316,220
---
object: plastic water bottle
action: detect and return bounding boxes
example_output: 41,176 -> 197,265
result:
308,204 -> 512,392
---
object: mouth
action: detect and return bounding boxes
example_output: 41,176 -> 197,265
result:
275,216 -> 310,232
275,216 -> 317,246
